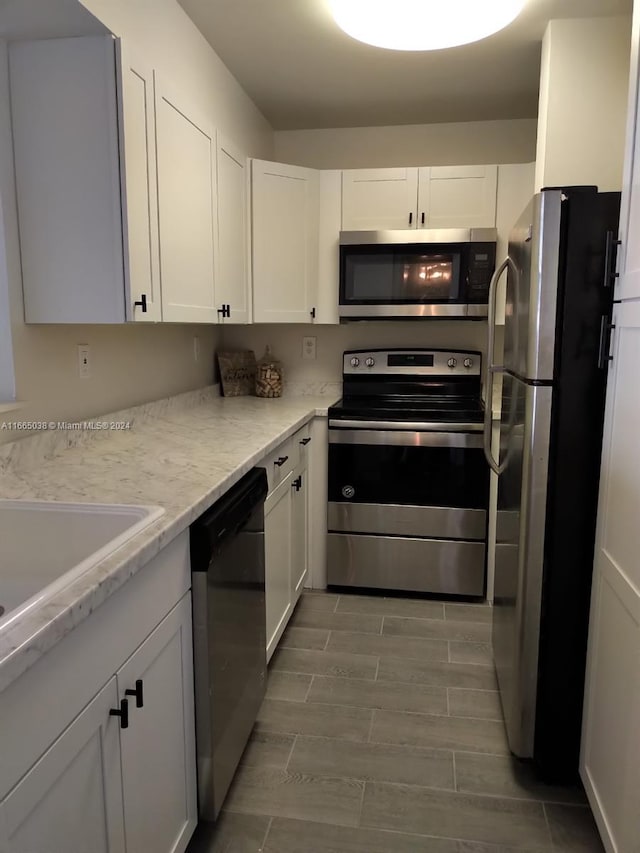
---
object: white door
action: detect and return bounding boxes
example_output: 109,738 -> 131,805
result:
116,42 -> 162,322
0,678 -> 126,853
419,165 -> 498,229
291,464 -> 309,605
580,301 -> 640,853
619,12 -> 640,301
265,472 -> 293,660
216,134 -> 249,324
342,168 -> 419,230
252,159 -> 319,323
117,593 -> 197,853
155,75 -> 218,324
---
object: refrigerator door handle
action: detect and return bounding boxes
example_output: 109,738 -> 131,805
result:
484,258 -> 510,475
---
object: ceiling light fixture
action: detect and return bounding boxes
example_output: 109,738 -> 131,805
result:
327,0 -> 528,51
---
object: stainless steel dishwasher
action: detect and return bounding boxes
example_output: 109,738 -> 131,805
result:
190,467 -> 268,820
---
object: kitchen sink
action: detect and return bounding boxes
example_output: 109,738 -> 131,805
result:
0,500 -> 165,631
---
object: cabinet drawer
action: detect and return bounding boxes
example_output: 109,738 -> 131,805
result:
264,437 -> 298,494
293,424 -> 312,466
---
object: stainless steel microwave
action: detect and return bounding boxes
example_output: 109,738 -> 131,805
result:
339,228 -> 497,320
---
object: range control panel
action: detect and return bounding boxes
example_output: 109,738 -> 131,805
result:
343,349 -> 481,377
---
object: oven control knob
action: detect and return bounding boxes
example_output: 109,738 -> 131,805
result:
365,357 -> 375,368
342,485 -> 355,499
447,358 -> 457,368
463,358 -> 474,369
350,357 -> 360,368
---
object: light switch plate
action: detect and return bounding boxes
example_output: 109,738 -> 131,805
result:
77,345 -> 91,379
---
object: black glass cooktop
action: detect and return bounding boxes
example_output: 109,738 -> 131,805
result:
329,395 -> 485,424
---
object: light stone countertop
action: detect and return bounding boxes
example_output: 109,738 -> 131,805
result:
0,392 -> 335,693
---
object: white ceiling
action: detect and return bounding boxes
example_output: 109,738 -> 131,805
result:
177,0 -> 632,130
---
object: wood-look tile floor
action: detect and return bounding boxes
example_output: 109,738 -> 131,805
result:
187,592 -> 604,853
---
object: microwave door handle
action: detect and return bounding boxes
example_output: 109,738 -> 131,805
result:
484,257 -> 510,475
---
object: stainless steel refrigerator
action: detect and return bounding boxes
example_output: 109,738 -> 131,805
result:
484,186 -> 620,782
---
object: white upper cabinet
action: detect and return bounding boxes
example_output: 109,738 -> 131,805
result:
216,135 -> 250,324
252,160 -> 319,324
419,165 -> 498,228
316,170 -> 342,325
117,44 -> 162,323
10,36 -> 127,323
341,165 -> 498,232
10,36 -> 234,326
342,168 -> 419,230
155,76 -> 218,324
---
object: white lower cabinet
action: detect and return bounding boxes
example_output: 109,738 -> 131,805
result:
265,471 -> 294,661
117,595 -> 197,853
0,534 -> 196,853
264,425 -> 313,660
0,678 -> 126,853
291,461 -> 309,598
0,594 -> 196,853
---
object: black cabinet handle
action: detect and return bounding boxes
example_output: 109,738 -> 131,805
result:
110,698 -> 129,729
217,304 -> 231,318
409,211 -> 413,225
597,315 -> 616,369
125,679 -> 144,709
603,231 -> 621,288
274,456 -> 289,467
310,307 -> 316,319
421,212 -> 426,225
300,437 -> 311,446
134,294 -> 147,313
292,475 -> 302,492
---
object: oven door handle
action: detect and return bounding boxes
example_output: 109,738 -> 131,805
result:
329,429 -> 484,449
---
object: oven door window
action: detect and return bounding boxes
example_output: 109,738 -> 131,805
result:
341,245 -> 463,305
328,441 -> 488,508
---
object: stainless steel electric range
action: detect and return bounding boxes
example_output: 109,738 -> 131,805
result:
327,349 -> 489,597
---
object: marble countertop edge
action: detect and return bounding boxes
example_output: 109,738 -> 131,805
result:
0,395 -> 335,693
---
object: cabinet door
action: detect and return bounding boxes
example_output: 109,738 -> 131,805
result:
265,472 -> 293,661
155,76 -> 218,324
317,170 -> 342,325
10,36 -> 126,323
420,165 -> 498,229
116,42 -> 162,322
291,465 -> 309,606
252,160 -> 319,323
216,135 -> 250,324
581,301 -> 640,852
117,593 -> 197,853
0,678 -> 126,853
342,168 -> 419,230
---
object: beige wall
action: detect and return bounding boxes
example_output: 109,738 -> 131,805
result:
0,0 -> 275,443
274,119 -> 538,170
220,323 -> 490,390
535,17 -> 631,192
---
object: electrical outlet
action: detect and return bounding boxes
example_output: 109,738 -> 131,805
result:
193,336 -> 201,362
77,345 -> 91,379
302,336 -> 317,361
